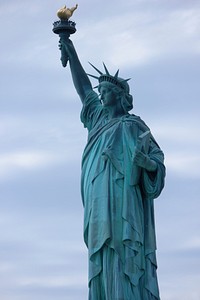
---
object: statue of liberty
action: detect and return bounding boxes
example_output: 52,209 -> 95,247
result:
54,10 -> 166,298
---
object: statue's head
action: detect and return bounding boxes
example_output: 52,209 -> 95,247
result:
88,63 -> 133,113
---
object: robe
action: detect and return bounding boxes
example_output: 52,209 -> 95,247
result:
80,91 -> 165,299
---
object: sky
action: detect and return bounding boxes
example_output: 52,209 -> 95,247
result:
0,0 -> 200,299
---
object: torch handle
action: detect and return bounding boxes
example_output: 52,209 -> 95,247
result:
59,40 -> 69,67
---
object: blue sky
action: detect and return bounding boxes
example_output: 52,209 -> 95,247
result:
0,0 -> 200,299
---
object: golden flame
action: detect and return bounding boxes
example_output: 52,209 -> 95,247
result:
57,4 -> 78,20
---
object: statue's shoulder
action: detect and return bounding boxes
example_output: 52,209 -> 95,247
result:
128,114 -> 150,131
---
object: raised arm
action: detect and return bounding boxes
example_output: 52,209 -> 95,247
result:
59,34 -> 93,102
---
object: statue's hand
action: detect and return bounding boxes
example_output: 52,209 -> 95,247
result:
133,150 -> 157,172
58,36 -> 75,67
58,38 -> 69,67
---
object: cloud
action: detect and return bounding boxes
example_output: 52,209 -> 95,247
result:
0,209 -> 87,299
19,274 -> 87,289
181,237 -> 200,251
75,6 -> 200,68
166,153 -> 200,178
0,151 -> 58,179
0,1 -> 199,300
0,111 -> 86,182
0,147 -> 83,182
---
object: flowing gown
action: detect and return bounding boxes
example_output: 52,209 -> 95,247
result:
80,91 -> 165,300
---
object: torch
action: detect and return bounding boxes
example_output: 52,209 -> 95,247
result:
53,4 -> 78,67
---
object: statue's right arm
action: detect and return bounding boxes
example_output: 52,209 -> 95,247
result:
59,35 -> 93,103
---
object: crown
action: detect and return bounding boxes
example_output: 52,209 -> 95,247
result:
87,63 -> 131,92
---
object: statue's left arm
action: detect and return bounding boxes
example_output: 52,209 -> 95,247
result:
133,149 -> 158,172
133,137 -> 165,199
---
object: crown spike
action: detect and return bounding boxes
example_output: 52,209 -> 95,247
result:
87,73 -> 99,79
122,78 -> 131,82
88,62 -> 103,75
114,69 -> 120,78
103,62 -> 110,75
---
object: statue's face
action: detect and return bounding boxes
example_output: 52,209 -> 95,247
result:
99,83 -> 117,107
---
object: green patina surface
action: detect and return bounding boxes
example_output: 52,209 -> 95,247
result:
54,31 -> 165,299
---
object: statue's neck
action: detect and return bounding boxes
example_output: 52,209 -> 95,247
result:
105,105 -> 126,120
105,104 -> 126,119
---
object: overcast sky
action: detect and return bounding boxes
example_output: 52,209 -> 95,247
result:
0,0 -> 200,299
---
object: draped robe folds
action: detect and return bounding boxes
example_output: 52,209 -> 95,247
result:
80,91 -> 165,299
